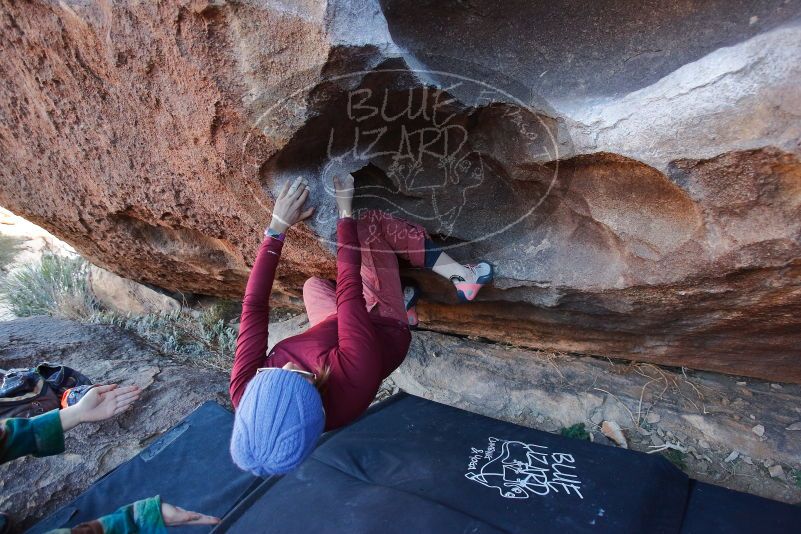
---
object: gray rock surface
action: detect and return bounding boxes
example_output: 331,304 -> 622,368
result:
566,25 -> 801,170
0,317 -> 231,531
267,313 -> 310,352
89,265 -> 181,315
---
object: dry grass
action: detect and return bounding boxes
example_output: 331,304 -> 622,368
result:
0,233 -> 24,271
0,253 -> 95,318
90,305 -> 237,373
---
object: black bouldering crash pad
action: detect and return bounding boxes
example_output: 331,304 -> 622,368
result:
28,401 -> 258,534
680,480 -> 801,533
217,394 -> 690,533
28,394 -> 801,534
216,394 -> 801,533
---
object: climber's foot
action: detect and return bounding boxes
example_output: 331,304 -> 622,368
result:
403,284 -> 420,328
452,261 -> 493,302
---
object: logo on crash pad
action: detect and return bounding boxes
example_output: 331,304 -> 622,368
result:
465,437 -> 584,500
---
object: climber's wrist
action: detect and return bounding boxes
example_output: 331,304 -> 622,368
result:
268,218 -> 290,234
59,404 -> 83,432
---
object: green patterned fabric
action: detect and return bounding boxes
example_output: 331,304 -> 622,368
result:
96,496 -> 166,534
0,409 -> 65,464
1,414 -> 166,534
47,496 -> 166,534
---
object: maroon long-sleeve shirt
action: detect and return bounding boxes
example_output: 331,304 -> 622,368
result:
230,218 -> 411,430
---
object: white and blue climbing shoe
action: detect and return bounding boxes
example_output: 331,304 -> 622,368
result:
404,284 -> 420,328
452,262 -> 494,302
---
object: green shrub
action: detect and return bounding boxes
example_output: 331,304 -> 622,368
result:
560,423 -> 590,441
792,469 -> 801,489
0,250 -> 237,370
199,299 -> 240,325
90,308 -> 237,372
663,449 -> 688,471
0,233 -> 23,271
0,253 -> 95,318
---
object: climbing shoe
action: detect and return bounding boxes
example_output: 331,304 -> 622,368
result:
403,284 -> 420,328
452,261 -> 494,302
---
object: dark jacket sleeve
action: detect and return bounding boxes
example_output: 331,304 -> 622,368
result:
333,218 -> 382,403
1,409 -> 65,464
229,236 -> 284,408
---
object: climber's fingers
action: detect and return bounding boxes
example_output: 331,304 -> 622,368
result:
113,389 -> 140,406
299,207 -> 315,221
277,179 -> 291,200
287,177 -> 308,202
280,176 -> 304,201
93,384 -> 118,395
292,187 -> 310,210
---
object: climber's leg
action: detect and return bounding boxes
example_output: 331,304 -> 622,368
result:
357,209 -> 429,267
357,209 -> 494,312
425,240 -> 494,302
355,211 -> 412,324
302,277 -> 337,327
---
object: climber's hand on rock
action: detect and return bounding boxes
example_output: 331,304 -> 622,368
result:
60,384 -> 141,431
333,174 -> 355,218
269,176 -> 314,233
161,502 -> 220,527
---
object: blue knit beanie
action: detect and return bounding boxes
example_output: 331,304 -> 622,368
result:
230,369 -> 325,476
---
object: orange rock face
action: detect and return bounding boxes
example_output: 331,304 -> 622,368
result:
0,1 -> 799,381
0,0 -> 332,297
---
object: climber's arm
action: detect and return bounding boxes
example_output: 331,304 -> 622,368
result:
331,175 -> 382,399
47,495 -> 219,534
48,496 -> 167,534
229,234 -> 285,407
1,384 -> 141,465
0,410 -> 65,464
332,215 -> 383,423
230,177 -> 314,407
334,216 -> 381,372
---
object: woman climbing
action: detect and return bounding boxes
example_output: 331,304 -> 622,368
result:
229,173 -> 493,476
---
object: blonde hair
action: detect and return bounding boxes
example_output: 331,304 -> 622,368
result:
313,364 -> 332,395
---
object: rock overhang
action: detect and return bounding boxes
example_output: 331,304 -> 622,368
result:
0,0 -> 799,380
